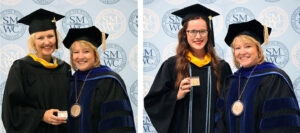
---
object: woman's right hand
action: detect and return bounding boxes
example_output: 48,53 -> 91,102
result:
177,77 -> 192,100
43,109 -> 67,125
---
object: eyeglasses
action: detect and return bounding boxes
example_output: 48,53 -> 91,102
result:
186,30 -> 208,37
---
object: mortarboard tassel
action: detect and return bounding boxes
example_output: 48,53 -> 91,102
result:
101,31 -> 106,51
208,16 -> 215,47
263,25 -> 269,45
52,17 -> 59,49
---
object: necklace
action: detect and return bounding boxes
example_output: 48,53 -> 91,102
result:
231,65 -> 257,116
70,70 -> 92,118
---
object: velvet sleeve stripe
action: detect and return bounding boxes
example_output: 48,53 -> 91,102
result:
98,115 -> 135,132
101,100 -> 132,115
259,114 -> 300,130
262,97 -> 299,113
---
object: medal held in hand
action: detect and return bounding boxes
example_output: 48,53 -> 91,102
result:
71,70 -> 92,118
231,65 -> 257,116
190,76 -> 200,86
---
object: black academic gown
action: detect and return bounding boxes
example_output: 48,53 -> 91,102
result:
2,55 -> 71,133
144,56 -> 232,133
216,62 -> 300,133
68,65 -> 135,133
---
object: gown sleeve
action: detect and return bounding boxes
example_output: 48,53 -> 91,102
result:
257,73 -> 300,133
144,57 -> 178,133
91,75 -> 135,133
219,60 -> 233,88
215,61 -> 232,133
2,61 -> 45,133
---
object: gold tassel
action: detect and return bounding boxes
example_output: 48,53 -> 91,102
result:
52,17 -> 56,23
101,31 -> 106,51
263,25 -> 269,45
208,15 -> 212,21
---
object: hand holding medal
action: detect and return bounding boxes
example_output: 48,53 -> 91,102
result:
177,76 -> 200,100
43,109 -> 67,125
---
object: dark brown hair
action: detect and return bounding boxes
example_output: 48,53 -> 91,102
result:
175,16 -> 221,93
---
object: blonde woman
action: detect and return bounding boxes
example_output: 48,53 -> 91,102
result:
63,26 -> 135,133
2,9 -> 70,133
216,19 -> 300,133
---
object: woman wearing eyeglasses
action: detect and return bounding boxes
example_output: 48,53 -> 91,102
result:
144,4 -> 232,133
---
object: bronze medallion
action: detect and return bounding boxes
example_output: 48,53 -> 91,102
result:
70,103 -> 81,118
231,100 -> 244,116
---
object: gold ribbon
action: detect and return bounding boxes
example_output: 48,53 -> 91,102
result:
28,54 -> 58,69
101,32 -> 106,51
187,51 -> 211,68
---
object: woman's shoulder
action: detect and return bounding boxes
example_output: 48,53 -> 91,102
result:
163,56 -> 177,66
11,55 -> 31,66
219,59 -> 230,66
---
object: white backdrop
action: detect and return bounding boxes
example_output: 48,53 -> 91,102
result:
0,0 -> 138,132
143,0 -> 300,132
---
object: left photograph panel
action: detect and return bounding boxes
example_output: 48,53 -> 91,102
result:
0,0 -> 138,132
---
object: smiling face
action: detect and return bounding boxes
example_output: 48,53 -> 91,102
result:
233,36 -> 260,68
34,29 -> 56,60
71,41 -> 96,71
186,18 -> 208,57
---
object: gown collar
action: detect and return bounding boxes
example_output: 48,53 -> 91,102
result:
28,53 -> 58,68
234,62 -> 278,77
73,65 -> 113,81
187,51 -> 211,68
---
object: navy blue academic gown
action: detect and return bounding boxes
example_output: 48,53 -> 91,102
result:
216,62 -> 300,133
68,65 -> 135,133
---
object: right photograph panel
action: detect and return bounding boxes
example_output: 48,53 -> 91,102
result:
143,0 -> 300,133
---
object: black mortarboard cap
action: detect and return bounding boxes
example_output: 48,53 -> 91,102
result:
172,4 -> 220,47
18,8 -> 64,34
18,8 -> 64,49
63,26 -> 109,49
225,19 -> 272,46
172,4 -> 219,25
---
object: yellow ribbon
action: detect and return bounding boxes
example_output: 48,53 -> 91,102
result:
28,54 -> 58,69
187,51 -> 211,68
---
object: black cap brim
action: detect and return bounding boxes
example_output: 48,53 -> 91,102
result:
18,8 -> 64,34
225,19 -> 272,46
63,26 -> 109,49
172,4 -> 219,25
